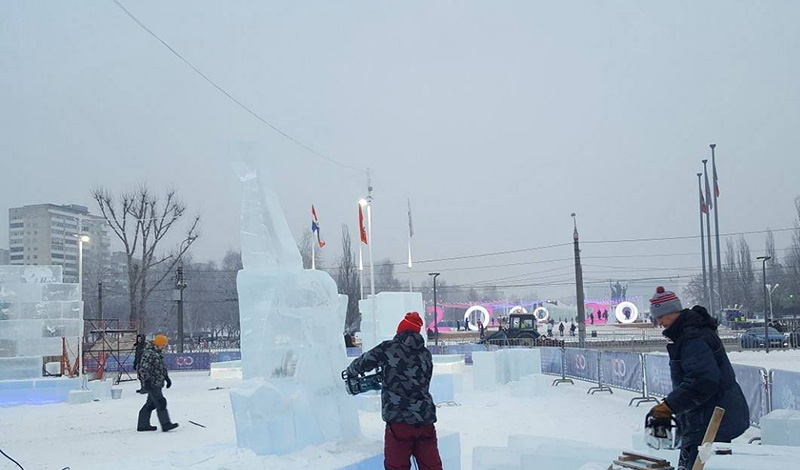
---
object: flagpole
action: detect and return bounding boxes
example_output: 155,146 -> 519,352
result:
365,168 -> 377,347
711,144 -> 723,310
698,173 -> 708,308
408,237 -> 413,293
358,239 -> 364,301
311,234 -> 315,270
703,159 -> 716,317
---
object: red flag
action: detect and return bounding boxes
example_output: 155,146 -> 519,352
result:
700,181 -> 708,214
358,204 -> 368,244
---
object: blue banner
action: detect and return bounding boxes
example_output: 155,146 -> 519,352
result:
215,350 -> 241,362
731,364 -> 767,426
163,353 -> 211,371
600,351 -> 643,393
643,354 -> 672,398
564,348 -> 598,382
539,347 -> 563,375
770,369 -> 800,412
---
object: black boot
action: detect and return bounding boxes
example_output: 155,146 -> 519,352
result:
137,425 -> 157,432
162,422 -> 179,432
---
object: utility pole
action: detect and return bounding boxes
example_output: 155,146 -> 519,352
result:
429,273 -> 441,346
98,282 -> 103,323
757,256 -> 771,354
175,265 -> 187,354
572,213 -> 586,348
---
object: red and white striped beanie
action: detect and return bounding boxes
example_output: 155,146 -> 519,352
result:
649,286 -> 683,319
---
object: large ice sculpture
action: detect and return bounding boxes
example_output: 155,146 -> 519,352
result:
229,153 -> 359,456
358,291 -> 425,351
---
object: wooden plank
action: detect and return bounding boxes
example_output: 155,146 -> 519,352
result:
691,406 -> 726,470
613,459 -> 674,470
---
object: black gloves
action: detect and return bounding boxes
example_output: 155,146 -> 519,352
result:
165,377 -> 172,389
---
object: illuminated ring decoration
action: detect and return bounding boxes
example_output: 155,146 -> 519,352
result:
614,301 -> 640,324
464,305 -> 490,331
532,307 -> 550,323
575,354 -> 587,370
509,306 -> 528,315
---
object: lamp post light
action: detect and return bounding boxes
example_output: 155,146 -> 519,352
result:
757,256 -> 771,353
429,273 -> 441,346
77,233 -> 90,380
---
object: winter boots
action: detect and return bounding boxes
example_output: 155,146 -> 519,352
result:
137,388 -> 178,432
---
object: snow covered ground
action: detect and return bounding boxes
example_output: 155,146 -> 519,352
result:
0,366 -> 762,470
728,349 -> 800,373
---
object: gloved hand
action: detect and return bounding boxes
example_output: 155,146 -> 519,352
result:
649,401 -> 673,420
165,377 -> 172,389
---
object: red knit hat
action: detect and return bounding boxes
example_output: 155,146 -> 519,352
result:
397,311 -> 424,334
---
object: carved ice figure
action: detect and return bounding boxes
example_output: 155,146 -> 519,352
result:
228,148 -> 359,455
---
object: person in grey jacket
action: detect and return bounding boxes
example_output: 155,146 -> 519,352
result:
137,334 -> 178,432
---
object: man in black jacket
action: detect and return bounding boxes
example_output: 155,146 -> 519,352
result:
347,312 -> 442,470
133,334 -> 146,394
137,334 -> 178,432
647,287 -> 749,469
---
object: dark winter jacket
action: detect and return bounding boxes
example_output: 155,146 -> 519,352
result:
663,306 -> 750,448
133,336 -> 146,370
347,331 -> 436,426
138,344 -> 169,389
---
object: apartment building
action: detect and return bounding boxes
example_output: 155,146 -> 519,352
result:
8,204 -> 111,282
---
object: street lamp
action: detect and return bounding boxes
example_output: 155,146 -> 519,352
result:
767,284 -> 779,324
757,256 -> 771,353
429,273 -> 441,347
76,233 -> 90,381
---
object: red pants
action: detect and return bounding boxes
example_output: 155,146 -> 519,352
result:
384,423 -> 443,470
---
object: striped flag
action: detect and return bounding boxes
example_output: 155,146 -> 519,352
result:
700,181 -> 708,214
311,205 -> 325,248
358,204 -> 368,245
713,158 -> 720,197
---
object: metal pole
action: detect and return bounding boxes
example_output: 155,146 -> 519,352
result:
572,213 -> 586,349
758,256 -> 771,354
358,241 -> 364,301
98,282 -> 103,322
429,272 -> 441,346
697,173 -> 708,308
311,233 -> 315,270
703,160 -> 716,318
78,234 -> 84,380
366,170 -> 377,347
177,265 -> 185,354
408,237 -> 413,293
711,144 -> 723,309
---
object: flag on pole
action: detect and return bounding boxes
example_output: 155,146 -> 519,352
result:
704,169 -> 713,211
358,204 -> 368,245
700,180 -> 708,214
311,205 -> 325,248
713,159 -> 720,197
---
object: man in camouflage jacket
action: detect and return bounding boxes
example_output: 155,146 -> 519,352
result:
347,312 -> 442,470
137,334 -> 178,432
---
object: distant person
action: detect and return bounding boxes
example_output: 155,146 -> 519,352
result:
346,312 -> 442,470
590,314 -> 595,326
569,323 -> 576,336
546,322 -> 554,337
456,319 -> 461,331
133,334 -> 147,394
478,320 -> 485,339
137,334 -> 178,432
558,322 -> 565,337
344,332 -> 356,348
646,287 -> 748,469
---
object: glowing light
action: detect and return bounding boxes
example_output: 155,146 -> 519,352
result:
463,305 -> 490,331
532,307 -> 550,322
614,301 -> 639,324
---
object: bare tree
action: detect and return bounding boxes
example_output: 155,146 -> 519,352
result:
92,185 -> 200,333
736,236 -> 756,313
298,228 -> 325,270
376,258 -> 402,292
337,224 -> 361,332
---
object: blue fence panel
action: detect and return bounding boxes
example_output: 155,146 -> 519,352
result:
215,351 -> 241,362
600,351 -> 643,393
564,348 -> 598,382
731,364 -> 767,427
643,354 -> 672,398
539,347 -> 563,375
770,369 -> 800,411
163,353 -> 211,371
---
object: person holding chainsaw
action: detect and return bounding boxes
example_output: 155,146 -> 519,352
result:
346,311 -> 442,470
647,287 -> 749,469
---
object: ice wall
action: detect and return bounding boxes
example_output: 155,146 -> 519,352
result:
0,265 -> 82,381
358,292 -> 425,351
229,155 -> 359,455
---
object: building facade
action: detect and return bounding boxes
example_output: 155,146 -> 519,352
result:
8,204 -> 111,282
0,248 -> 9,265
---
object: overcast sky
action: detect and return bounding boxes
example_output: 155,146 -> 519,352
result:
2,1 -> 799,300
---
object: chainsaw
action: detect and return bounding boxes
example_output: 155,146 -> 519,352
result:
644,412 -> 681,450
341,367 -> 383,396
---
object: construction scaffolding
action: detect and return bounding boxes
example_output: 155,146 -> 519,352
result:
82,319 -> 138,384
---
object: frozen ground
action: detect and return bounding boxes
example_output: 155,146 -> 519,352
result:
0,368 -> 758,470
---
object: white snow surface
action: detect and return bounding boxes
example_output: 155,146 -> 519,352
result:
0,368 -> 740,470
728,349 -> 800,373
